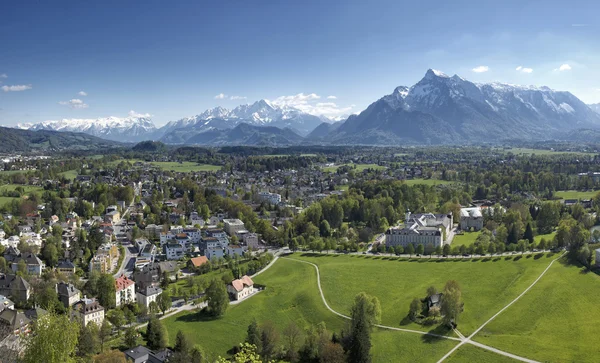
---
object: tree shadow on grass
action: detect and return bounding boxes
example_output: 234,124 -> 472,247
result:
399,314 -> 412,326
481,257 -> 491,262
174,308 -> 221,323
514,255 -> 522,261
525,254 -> 532,259
504,256 -> 513,261
421,324 -> 453,343
492,257 -> 500,262
534,253 -> 544,260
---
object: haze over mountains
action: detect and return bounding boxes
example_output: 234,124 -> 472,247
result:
15,69 -> 600,146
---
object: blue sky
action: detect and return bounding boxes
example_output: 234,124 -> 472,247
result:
1,0 -> 599,126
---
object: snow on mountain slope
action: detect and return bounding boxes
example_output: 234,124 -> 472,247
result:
19,115 -> 156,142
590,103 -> 600,114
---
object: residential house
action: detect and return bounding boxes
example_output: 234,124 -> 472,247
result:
227,275 -> 254,301
183,228 -> 201,243
105,210 -> 120,224
459,207 -> 483,231
56,260 -> 76,276
2,246 -> 20,262
0,275 -> 31,303
145,224 -> 163,239
11,253 -> 45,276
0,309 -> 30,335
258,191 -> 282,205
115,275 -> 136,307
124,345 -> 172,363
136,286 -> 162,308
89,255 -> 111,274
205,247 -> 224,261
71,298 -> 105,327
188,256 -> 209,270
223,219 -> 245,237
56,282 -> 81,308
0,295 -> 14,312
189,212 -> 205,227
243,233 -> 260,249
164,243 -> 185,260
226,245 -> 247,258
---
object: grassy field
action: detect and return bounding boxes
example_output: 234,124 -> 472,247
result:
534,231 -> 556,244
496,148 -> 595,156
452,231 -> 482,247
59,170 -> 78,180
0,184 -> 43,193
446,344 -> 516,363
161,258 -> 461,362
475,259 -> 599,363
149,161 -> 221,172
554,190 -> 598,200
0,170 -> 33,175
292,253 -> 554,335
402,179 -> 455,186
322,163 -> 386,173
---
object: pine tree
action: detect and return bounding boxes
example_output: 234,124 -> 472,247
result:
246,319 -> 262,351
146,316 -> 168,350
524,222 -> 534,243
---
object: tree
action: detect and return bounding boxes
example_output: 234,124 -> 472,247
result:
146,316 -> 168,350
190,345 -> 206,363
93,350 -> 128,363
78,322 -> 100,357
97,274 -> 116,309
394,245 -> 404,255
426,286 -> 438,297
442,244 -> 451,256
206,279 -> 229,317
0,256 -> 6,273
42,243 -> 59,267
246,319 -> 262,351
21,312 -> 80,363
416,244 -> 424,256
216,343 -> 262,363
524,222 -> 534,243
283,321 -> 303,362
320,341 -> 345,363
347,292 -> 380,363
106,309 -> 124,332
174,330 -> 192,353
260,321 -> 279,361
124,326 -> 139,347
160,270 -> 170,289
406,244 -> 415,257
409,298 -> 421,319
157,290 -> 172,315
440,280 -> 463,326
17,259 -> 27,275
99,319 -> 112,351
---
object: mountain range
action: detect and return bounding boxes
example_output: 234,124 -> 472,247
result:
0,126 -> 120,153
14,69 -> 600,146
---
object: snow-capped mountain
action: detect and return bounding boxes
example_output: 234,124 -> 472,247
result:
326,69 -> 600,145
18,115 -> 156,142
590,103 -> 600,114
157,99 -> 324,143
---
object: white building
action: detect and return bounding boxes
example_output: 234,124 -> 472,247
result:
136,286 -> 162,308
385,211 -> 453,249
189,212 -> 205,227
227,275 -> 255,301
258,191 -> 282,205
71,298 -> 104,327
460,207 -> 483,231
206,247 -> 224,260
223,219 -> 245,237
226,245 -> 247,258
243,233 -> 260,249
183,228 -> 201,243
165,243 -> 186,260
115,275 -> 136,307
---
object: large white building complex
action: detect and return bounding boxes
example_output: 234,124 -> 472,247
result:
385,210 -> 453,248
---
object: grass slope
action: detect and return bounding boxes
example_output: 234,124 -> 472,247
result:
150,161 -> 221,172
554,190 -> 598,200
446,344 -> 517,363
322,163 -> 386,173
452,231 -> 482,247
292,253 -> 553,335
475,259 -> 600,363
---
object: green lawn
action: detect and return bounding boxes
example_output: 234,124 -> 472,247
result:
452,231 -> 482,247
150,161 -> 221,172
0,170 -> 33,175
475,258 -> 600,363
323,163 -> 386,173
554,190 -> 598,200
161,258 -> 460,362
496,148 -> 595,156
59,170 -> 78,180
291,253 -> 553,336
402,179 -> 455,186
335,184 -> 349,191
446,344 -> 517,363
0,184 -> 43,193
533,231 -> 556,244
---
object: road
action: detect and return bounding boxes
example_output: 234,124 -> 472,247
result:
113,202 -> 136,278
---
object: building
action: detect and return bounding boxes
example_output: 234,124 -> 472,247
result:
56,282 -> 81,308
189,256 -> 209,269
56,260 -> 76,276
11,253 -> 46,276
71,298 -> 104,327
164,243 -> 185,260
226,245 -> 247,258
0,295 -> 14,312
227,275 -> 254,301
0,275 -> 31,303
459,207 -> 483,231
145,224 -> 163,239
385,211 -> 453,249
189,212 -> 205,226
140,243 -> 156,259
89,255 -> 111,274
183,228 -> 201,243
243,233 -> 260,249
124,345 -> 172,363
0,309 -> 30,335
258,191 -> 282,205
205,247 -> 224,261
223,219 -> 245,236
136,286 -> 162,308
105,210 -> 120,224
115,275 -> 136,307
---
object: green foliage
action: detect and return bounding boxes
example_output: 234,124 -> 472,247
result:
146,315 -> 169,350
206,278 -> 229,317
21,312 -> 80,363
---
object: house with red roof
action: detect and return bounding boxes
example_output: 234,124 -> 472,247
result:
227,275 -> 254,301
115,274 -> 136,307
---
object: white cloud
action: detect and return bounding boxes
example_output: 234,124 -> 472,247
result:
58,98 -> 88,109
78,91 -> 88,96
516,66 -> 533,73
2,84 -> 32,92
327,95 -> 337,99
0,74 -> 7,78
556,64 -> 572,71
128,110 -> 152,118
214,93 -> 227,99
270,93 -> 353,118
229,95 -> 247,100
472,65 -> 489,73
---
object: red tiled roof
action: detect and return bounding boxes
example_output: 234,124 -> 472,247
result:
115,275 -> 134,291
190,256 -> 208,268
231,275 -> 253,292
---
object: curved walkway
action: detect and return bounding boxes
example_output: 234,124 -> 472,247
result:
283,253 -> 565,362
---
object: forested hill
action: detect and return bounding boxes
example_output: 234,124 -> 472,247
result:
0,126 -> 122,152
